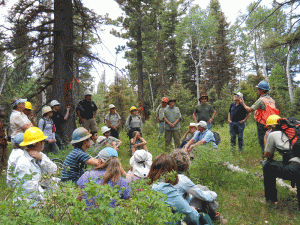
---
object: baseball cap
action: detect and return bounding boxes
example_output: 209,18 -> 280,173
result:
234,92 -> 243,98
96,147 -> 118,161
109,104 -> 116,109
197,121 -> 207,129
188,123 -> 197,128
13,133 -> 24,145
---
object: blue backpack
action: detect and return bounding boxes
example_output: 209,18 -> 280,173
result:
199,212 -> 213,225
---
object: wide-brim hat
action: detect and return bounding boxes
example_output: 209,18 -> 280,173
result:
199,94 -> 208,101
96,136 -> 107,145
70,127 -> 92,144
42,106 -> 53,116
129,150 -> 152,179
101,126 -> 111,134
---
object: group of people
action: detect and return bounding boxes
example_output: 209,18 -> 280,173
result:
1,79 -> 300,223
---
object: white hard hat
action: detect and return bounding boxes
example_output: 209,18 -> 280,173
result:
50,100 -> 60,107
101,126 -> 111,134
84,90 -> 93,96
109,104 -> 116,109
96,136 -> 107,145
42,106 -> 53,116
197,121 -> 207,129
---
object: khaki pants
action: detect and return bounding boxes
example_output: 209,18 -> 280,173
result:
83,118 -> 98,133
165,130 -> 180,152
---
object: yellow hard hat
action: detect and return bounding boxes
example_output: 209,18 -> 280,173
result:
20,127 -> 48,146
25,101 -> 33,110
266,115 -> 281,126
130,106 -> 137,111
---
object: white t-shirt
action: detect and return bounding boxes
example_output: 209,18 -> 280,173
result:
10,110 -> 31,138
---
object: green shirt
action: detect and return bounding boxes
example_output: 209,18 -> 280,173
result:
163,106 -> 181,131
194,104 -> 215,122
251,94 -> 272,111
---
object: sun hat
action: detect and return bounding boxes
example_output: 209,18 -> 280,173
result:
234,92 -> 243,98
42,106 -> 52,116
109,104 -> 116,109
96,136 -> 107,145
130,150 -> 152,179
50,100 -> 60,107
96,147 -> 118,161
197,121 -> 207,129
70,127 -> 92,144
101,126 -> 111,134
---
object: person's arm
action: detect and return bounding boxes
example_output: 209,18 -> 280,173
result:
192,112 -> 198,123
184,138 -> 195,151
189,140 -> 205,151
20,122 -> 33,131
264,133 -> 276,159
85,157 -> 99,166
38,153 -> 58,174
164,117 -> 174,128
116,117 -> 121,128
125,116 -> 130,131
106,119 -> 112,128
173,118 -> 181,126
93,110 -> 97,119
239,99 -> 255,113
77,110 -> 84,124
228,113 -> 232,123
130,137 -> 136,145
181,130 -> 189,141
116,139 -> 122,148
156,112 -> 160,123
240,112 -> 251,124
208,111 -> 216,123
64,106 -> 70,120
136,138 -> 147,146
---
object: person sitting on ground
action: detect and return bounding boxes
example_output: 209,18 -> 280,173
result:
180,123 -> 198,148
148,153 -> 200,225
264,115 -> 281,147
77,147 -> 130,209
7,133 -> 25,187
125,106 -> 143,140
23,101 -> 36,126
13,127 -> 57,202
61,127 -> 99,183
130,131 -> 147,154
184,121 -> 217,152
262,116 -> 300,208
171,149 -> 227,224
38,106 -> 59,155
126,149 -> 152,183
105,104 -> 121,139
88,131 -> 99,156
101,126 -> 122,150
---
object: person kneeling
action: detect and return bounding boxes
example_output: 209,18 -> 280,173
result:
13,127 -> 57,202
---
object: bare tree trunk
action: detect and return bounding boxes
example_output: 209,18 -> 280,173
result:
53,0 -> 75,143
286,44 -> 294,102
0,72 -> 7,95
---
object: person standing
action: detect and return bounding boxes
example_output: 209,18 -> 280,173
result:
76,90 -> 98,133
50,100 -> 70,149
105,104 -> 121,139
228,92 -> 251,152
193,94 -> 216,130
0,106 -> 8,172
10,98 -> 33,141
240,81 -> 279,159
125,106 -> 143,140
38,106 -> 59,155
164,99 -> 181,151
156,97 -> 169,143
23,101 -> 36,126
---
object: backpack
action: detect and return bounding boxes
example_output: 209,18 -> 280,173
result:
199,212 -> 213,225
213,132 -> 221,145
277,117 -> 300,157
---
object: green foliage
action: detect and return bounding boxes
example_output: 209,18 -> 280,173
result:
211,86 -> 232,125
292,87 -> 300,118
269,63 -> 288,96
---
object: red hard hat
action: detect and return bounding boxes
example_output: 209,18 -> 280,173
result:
162,97 -> 169,103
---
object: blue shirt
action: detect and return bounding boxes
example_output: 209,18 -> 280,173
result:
61,148 -> 91,183
228,102 -> 248,122
38,117 -> 55,141
152,182 -> 199,225
192,129 -> 217,148
77,170 -> 131,208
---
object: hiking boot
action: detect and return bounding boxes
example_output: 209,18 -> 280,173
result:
214,212 -> 228,224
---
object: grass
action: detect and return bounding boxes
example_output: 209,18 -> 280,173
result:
1,118 -> 300,224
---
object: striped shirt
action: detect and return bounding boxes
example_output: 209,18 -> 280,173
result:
61,148 -> 91,183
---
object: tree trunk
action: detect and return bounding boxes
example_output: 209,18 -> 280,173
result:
286,44 -> 294,102
136,3 -> 144,121
53,0 -> 75,143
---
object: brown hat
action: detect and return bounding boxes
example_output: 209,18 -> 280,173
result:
199,94 -> 208,101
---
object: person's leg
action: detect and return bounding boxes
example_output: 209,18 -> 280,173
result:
110,128 -> 118,139
237,122 -> 245,151
180,141 -> 187,148
229,123 -> 237,150
257,122 -> 267,156
53,143 -> 59,155
82,119 -> 89,131
165,130 -> 172,152
173,130 -> 181,149
158,122 -> 165,144
43,142 -> 50,155
90,118 -> 98,133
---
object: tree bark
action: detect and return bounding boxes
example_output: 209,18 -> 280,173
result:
53,0 -> 75,143
286,44 -> 294,102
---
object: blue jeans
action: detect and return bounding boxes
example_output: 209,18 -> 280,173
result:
230,122 -> 245,151
158,122 -> 165,141
257,122 -> 267,155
